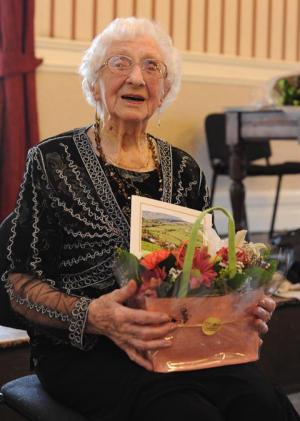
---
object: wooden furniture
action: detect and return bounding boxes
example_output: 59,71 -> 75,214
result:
225,108 -> 300,234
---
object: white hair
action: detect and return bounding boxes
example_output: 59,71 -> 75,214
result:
79,17 -> 181,116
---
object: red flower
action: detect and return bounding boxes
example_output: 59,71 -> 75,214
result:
216,246 -> 228,262
141,266 -> 167,283
140,249 -> 170,270
236,248 -> 250,266
172,241 -> 188,269
217,246 -> 250,266
189,247 -> 217,289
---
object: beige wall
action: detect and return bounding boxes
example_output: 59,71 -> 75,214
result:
36,0 -> 300,61
35,0 -> 300,232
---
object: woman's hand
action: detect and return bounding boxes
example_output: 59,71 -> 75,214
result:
86,280 -> 176,371
252,295 -> 276,336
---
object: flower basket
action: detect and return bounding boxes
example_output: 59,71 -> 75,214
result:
115,205 -> 277,373
145,289 -> 264,372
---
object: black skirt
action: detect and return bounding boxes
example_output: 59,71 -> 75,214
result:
34,337 -> 299,421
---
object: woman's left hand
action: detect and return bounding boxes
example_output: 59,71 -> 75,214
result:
252,295 -> 276,336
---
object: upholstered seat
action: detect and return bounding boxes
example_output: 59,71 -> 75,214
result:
0,374 -> 87,421
0,215 -> 89,420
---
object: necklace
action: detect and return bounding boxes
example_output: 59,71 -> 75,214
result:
93,124 -> 163,200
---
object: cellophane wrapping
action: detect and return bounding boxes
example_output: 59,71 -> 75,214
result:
144,288 -> 264,373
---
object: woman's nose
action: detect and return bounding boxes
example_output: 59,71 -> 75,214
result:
126,64 -> 146,85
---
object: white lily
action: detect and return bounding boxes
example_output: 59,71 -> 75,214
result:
201,219 -> 248,259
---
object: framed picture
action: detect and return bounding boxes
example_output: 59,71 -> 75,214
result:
130,195 -> 212,258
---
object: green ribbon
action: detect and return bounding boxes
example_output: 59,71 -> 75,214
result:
178,207 -> 237,297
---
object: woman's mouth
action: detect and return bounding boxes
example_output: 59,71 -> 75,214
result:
121,95 -> 145,102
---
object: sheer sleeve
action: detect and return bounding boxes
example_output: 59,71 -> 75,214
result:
4,147 -> 95,350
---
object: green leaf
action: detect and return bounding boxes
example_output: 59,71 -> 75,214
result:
227,272 -> 247,290
157,279 -> 176,298
114,248 -> 141,286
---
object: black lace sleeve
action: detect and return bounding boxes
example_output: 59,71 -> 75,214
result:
4,147 -> 95,350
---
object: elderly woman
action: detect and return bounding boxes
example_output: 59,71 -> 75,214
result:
4,17 -> 298,421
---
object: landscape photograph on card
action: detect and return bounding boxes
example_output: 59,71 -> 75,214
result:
130,196 -> 211,258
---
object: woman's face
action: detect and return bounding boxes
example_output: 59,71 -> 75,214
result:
95,36 -> 168,125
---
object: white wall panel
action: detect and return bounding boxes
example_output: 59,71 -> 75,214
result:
255,0 -> 269,58
35,0 -> 51,37
75,0 -> 94,40
53,0 -> 72,38
153,0 -> 170,35
173,0 -> 188,50
116,0 -> 134,17
285,0 -> 299,61
270,0 -> 285,60
136,0 -> 152,19
239,0 -> 254,57
34,0 -> 300,63
207,0 -> 222,53
223,0 -> 238,55
190,0 -> 206,52
95,0 -> 115,34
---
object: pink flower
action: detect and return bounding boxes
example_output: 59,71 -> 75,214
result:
189,247 -> 217,289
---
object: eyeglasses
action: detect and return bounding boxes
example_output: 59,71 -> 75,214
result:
100,55 -> 168,79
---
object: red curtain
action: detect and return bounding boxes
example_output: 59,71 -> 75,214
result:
0,0 -> 42,222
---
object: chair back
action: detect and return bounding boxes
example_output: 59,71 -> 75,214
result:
205,113 -> 272,169
0,213 -> 22,329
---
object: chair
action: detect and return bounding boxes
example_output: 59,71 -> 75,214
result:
0,214 -> 88,420
205,113 -> 300,238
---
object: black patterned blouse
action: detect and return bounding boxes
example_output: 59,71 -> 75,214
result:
5,127 -> 210,353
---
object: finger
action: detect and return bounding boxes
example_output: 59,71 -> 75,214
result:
254,318 -> 268,335
124,346 -> 153,371
252,306 -> 271,322
126,322 -> 177,341
130,337 -> 173,352
259,296 -> 276,313
111,279 -> 138,304
121,307 -> 171,325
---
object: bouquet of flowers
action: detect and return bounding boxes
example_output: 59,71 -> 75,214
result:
114,206 -> 278,372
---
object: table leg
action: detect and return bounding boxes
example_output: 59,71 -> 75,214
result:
229,143 -> 248,231
226,112 -> 248,232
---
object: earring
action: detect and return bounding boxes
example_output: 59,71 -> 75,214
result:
95,110 -> 101,132
157,107 -> 161,127
95,102 -> 103,133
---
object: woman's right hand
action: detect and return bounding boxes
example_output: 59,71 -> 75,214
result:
86,280 -> 176,370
